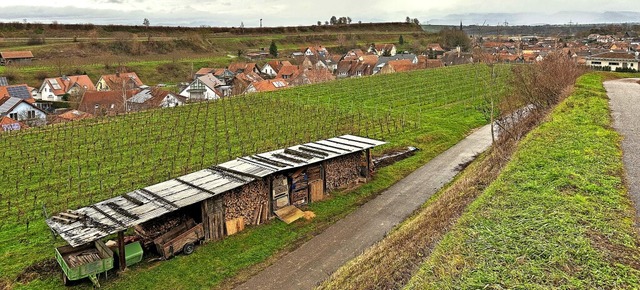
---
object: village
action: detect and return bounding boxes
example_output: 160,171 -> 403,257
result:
1,27 -> 640,132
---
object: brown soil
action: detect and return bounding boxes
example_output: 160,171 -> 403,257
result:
587,230 -> 640,271
15,259 -> 58,284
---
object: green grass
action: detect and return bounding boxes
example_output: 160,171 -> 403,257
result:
1,64 -> 510,289
405,73 -> 640,289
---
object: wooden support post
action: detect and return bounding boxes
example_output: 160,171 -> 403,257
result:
366,148 -> 372,178
118,231 -> 126,271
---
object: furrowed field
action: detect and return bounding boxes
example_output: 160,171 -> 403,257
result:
0,64 -> 510,287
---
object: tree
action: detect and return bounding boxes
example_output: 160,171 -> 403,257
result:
413,18 -> 420,25
325,21 -> 329,25
317,21 -> 322,26
406,16 -> 411,23
398,35 -> 404,45
143,18 -> 150,27
347,17 -> 352,24
330,16 -> 337,25
269,40 -> 278,57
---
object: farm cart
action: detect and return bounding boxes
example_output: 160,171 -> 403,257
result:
153,219 -> 204,259
55,240 -> 114,287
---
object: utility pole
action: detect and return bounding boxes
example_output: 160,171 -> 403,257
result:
260,19 -> 263,28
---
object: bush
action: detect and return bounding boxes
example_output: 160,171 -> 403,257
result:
615,67 -> 638,73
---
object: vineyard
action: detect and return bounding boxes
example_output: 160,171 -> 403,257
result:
0,64 -> 510,284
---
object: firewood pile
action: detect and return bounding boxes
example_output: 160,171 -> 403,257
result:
325,153 -> 362,191
223,179 -> 269,226
134,213 -> 191,247
289,168 -> 309,205
66,249 -> 101,268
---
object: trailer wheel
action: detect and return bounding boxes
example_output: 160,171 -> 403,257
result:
183,243 -> 195,255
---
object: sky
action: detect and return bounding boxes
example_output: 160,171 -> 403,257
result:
0,0 -> 639,27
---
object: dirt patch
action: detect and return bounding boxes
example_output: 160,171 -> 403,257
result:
15,259 -> 58,284
0,279 -> 11,290
587,230 -> 640,271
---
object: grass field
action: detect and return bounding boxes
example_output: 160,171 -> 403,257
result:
1,64 -> 510,289
405,73 -> 640,289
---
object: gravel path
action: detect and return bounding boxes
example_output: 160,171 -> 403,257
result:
235,125 -> 493,290
605,78 -> 640,222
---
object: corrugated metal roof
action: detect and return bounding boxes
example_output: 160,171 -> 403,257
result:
0,77 -> 8,86
46,135 -> 385,247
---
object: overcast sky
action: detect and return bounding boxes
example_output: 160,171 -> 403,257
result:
1,0 -> 639,27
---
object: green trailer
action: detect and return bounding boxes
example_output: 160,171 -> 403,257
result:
55,240 -> 114,287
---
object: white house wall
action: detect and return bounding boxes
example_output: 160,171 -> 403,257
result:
38,83 -> 62,101
179,84 -> 220,100
7,102 -> 46,123
587,59 -> 639,71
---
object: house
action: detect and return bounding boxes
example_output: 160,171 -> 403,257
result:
441,49 -> 474,66
426,43 -> 446,58
276,65 -> 301,81
367,44 -> 397,56
303,46 -> 329,58
261,60 -> 292,78
39,75 -> 95,102
0,95 -> 47,126
231,72 -> 264,95
227,62 -> 260,75
195,68 -> 216,78
78,89 -> 140,116
379,59 -> 416,74
0,84 -> 33,101
343,49 -> 365,61
289,68 -> 335,86
244,79 -> 288,93
53,110 -> 94,123
179,74 -> 224,101
127,87 -> 186,112
95,72 -> 144,91
1,116 -> 28,132
373,54 -> 416,74
0,51 -> 34,65
586,52 -> 639,71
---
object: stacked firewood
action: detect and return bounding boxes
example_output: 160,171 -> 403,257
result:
307,165 -> 322,181
290,168 -> 309,205
66,249 -> 101,268
223,179 -> 269,226
134,213 -> 189,246
325,153 -> 362,191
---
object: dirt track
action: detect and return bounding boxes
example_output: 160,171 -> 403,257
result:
605,78 -> 640,223
235,124 -> 493,290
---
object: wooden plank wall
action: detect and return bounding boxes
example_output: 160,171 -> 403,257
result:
201,196 -> 225,241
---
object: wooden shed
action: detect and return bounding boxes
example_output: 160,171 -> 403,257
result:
0,51 -> 34,65
46,135 -> 384,266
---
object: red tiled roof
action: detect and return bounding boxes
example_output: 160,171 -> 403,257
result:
45,75 -> 95,96
56,110 -> 94,121
79,89 -> 140,115
1,116 -> 28,131
1,51 -> 34,59
100,72 -> 144,89
388,59 -> 416,72
276,65 -> 301,79
251,78 -> 288,92
195,68 -> 215,76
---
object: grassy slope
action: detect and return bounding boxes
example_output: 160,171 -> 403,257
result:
2,64 -> 510,289
406,73 -> 640,289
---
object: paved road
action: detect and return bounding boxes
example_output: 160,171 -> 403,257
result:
236,125 -> 493,290
605,78 -> 640,221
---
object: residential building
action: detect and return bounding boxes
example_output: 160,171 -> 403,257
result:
0,95 -> 46,126
95,72 -> 144,91
586,52 -> 639,71
79,89 -> 140,116
244,79 -> 288,93
179,74 -> 224,101
128,87 -> 186,112
39,75 -> 95,102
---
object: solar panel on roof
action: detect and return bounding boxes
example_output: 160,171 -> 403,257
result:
6,86 -> 31,99
50,79 -> 62,90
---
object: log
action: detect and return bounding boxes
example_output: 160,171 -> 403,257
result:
223,179 -> 269,226
324,153 -> 363,191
